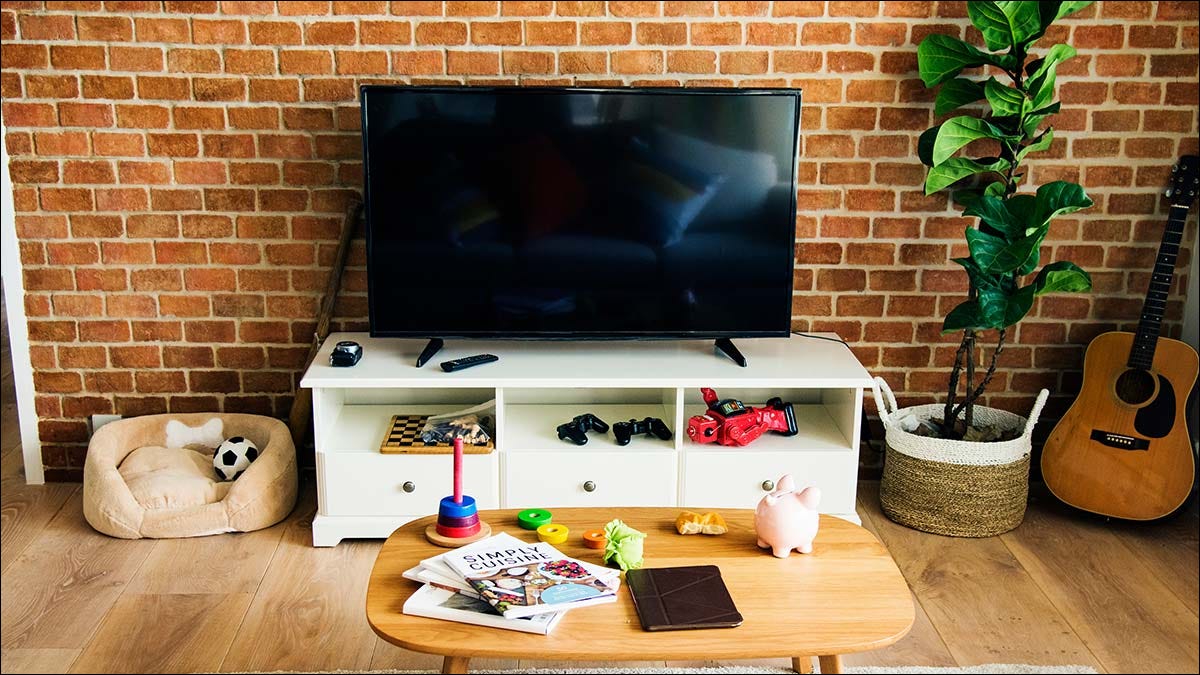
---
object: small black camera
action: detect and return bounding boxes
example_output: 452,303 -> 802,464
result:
330,340 -> 362,367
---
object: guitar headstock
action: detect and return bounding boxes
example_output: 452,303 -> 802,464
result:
1165,155 -> 1199,208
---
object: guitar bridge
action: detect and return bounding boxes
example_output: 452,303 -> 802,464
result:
1090,430 -> 1150,451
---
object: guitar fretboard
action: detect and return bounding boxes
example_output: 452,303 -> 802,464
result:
1127,204 -> 1189,370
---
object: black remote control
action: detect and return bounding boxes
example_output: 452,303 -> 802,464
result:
440,354 -> 499,372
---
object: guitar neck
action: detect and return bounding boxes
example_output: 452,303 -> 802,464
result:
1127,205 -> 1189,369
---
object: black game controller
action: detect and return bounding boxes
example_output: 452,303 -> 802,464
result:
556,413 -> 609,446
613,417 -> 672,446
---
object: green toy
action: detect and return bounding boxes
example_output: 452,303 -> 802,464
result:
602,519 -> 646,571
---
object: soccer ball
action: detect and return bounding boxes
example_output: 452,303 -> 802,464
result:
213,436 -> 258,481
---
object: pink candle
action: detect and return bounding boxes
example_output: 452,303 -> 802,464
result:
453,437 -> 463,504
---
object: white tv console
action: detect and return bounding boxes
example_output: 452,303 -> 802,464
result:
301,333 -> 873,546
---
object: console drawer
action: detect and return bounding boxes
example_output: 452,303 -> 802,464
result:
681,451 -> 857,514
319,452 -> 499,517
504,451 -> 676,508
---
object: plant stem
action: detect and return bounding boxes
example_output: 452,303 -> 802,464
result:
952,328 -> 1008,424
964,329 -> 976,431
945,333 -> 970,433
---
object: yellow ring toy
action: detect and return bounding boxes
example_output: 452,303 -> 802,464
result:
536,523 -> 569,545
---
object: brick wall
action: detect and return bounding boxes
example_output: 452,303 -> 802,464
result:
1,1 -> 1197,479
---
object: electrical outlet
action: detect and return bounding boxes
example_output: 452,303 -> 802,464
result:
89,414 -> 123,438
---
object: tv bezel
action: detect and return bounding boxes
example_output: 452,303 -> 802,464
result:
360,84 -> 803,340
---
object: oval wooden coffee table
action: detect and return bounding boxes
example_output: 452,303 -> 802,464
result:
367,507 -> 913,674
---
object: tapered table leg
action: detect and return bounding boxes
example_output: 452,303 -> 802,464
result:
792,656 -> 814,673
442,655 -> 470,674
818,654 -> 843,674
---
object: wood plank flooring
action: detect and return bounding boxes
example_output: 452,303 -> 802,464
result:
0,321 -> 1197,673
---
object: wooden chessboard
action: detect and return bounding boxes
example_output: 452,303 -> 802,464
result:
378,415 -> 494,454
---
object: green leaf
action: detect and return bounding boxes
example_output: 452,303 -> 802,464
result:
1021,102 -> 1060,137
968,1 -> 1044,51
925,158 -> 1010,195
1033,181 -> 1093,225
943,300 -> 988,333
918,125 -> 940,167
918,34 -> 1004,87
935,78 -> 986,115
1050,1 -> 1094,23
964,194 -> 1022,238
984,77 -> 1027,117
978,284 -> 1037,328
966,226 -> 1045,275
932,116 -> 1012,166
1027,44 -> 1076,109
1017,127 -> 1053,160
1029,260 -> 1092,295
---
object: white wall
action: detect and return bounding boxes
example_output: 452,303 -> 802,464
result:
0,119 -> 44,484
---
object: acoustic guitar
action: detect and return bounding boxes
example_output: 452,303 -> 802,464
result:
1042,155 -> 1199,520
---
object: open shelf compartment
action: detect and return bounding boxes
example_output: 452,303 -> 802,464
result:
680,387 -> 859,453
314,387 -> 498,454
502,387 -> 680,452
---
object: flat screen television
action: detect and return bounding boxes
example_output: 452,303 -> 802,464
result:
361,86 -> 801,339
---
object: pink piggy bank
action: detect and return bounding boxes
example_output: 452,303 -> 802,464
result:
754,474 -> 821,558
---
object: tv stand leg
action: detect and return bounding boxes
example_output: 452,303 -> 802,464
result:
714,338 -> 747,367
416,338 -> 444,368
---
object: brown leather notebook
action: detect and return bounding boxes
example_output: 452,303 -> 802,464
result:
624,565 -> 743,631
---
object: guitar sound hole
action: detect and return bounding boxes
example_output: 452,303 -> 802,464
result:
1115,369 -> 1156,406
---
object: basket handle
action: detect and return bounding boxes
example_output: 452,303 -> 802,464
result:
871,377 -> 899,426
1021,388 -> 1051,439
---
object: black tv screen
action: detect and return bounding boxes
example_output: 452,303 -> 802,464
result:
361,86 -> 801,338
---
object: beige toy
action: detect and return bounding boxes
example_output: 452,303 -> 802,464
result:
675,511 -> 728,535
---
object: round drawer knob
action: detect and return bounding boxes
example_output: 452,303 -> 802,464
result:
402,481 -> 416,493
761,480 -> 775,492
583,480 -> 597,493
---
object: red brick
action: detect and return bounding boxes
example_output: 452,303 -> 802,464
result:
828,51 -> 875,72
307,20 -> 357,45
134,17 -> 188,42
690,21 -> 740,45
130,268 -> 182,292
560,51 -> 606,74
239,320 -> 291,343
719,51 -> 768,74
137,75 -> 191,100
801,22 -> 851,45
108,46 -> 164,72
773,50 -> 822,73
249,20 -> 302,45
525,20 -> 575,45
213,293 -> 266,317
135,371 -> 188,394
612,50 -> 664,74
165,346 -> 214,368
447,50 -> 500,74
362,20 -> 411,44
336,51 -> 388,74
392,50 -> 445,74
1,43 -> 48,69
472,20 -> 521,45
193,77 -> 246,101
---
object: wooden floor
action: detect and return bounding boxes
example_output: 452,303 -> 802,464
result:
1,316 -> 1198,673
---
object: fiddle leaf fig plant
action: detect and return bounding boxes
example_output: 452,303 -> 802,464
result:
917,0 -> 1095,438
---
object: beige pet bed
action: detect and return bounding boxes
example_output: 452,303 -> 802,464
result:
84,413 -> 298,539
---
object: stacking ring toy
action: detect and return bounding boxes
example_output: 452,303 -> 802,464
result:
438,513 -> 479,528
436,521 -> 482,538
582,529 -> 607,549
518,509 -> 553,530
536,523 -> 569,545
438,495 -> 477,519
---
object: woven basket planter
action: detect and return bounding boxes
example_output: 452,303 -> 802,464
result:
872,377 -> 1049,538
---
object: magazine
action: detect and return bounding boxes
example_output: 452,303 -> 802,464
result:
441,537 -> 619,619
402,583 -> 565,635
